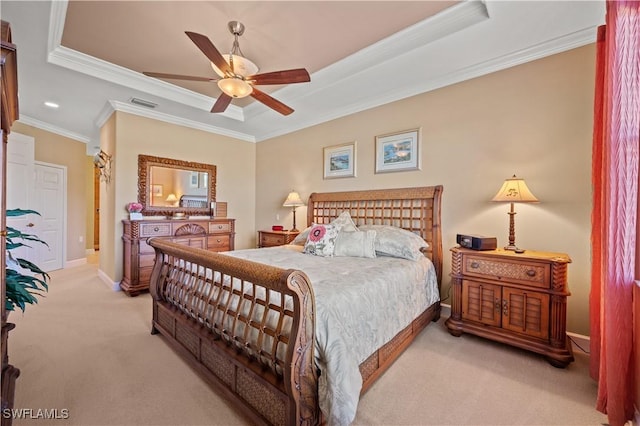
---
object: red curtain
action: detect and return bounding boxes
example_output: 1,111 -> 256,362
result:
590,1 -> 640,425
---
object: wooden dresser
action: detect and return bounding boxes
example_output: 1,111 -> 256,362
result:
445,247 -> 574,368
121,218 -> 235,296
258,230 -> 299,247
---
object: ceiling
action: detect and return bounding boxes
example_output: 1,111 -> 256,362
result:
1,1 -> 605,153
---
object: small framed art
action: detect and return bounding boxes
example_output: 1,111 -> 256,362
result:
189,172 -> 199,187
323,142 -> 356,179
152,184 -> 163,197
375,128 -> 421,173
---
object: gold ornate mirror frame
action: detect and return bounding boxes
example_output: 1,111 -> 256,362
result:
138,154 -> 216,217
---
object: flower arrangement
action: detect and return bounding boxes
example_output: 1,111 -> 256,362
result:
126,202 -> 143,213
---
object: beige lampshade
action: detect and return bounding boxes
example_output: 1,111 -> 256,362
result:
492,175 -> 539,203
283,191 -> 305,207
165,193 -> 178,203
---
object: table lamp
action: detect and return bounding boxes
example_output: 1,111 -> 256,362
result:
166,193 -> 178,207
283,191 -> 305,232
491,175 -> 538,252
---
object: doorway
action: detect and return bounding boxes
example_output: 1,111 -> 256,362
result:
7,133 -> 66,272
93,165 -> 100,250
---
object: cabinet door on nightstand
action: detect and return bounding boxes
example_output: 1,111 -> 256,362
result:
461,280 -> 502,327
502,288 -> 549,340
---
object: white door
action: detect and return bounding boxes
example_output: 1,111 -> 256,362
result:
6,133 -> 35,267
7,133 -> 66,272
32,162 -> 65,271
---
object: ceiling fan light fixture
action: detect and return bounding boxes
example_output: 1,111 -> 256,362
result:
218,78 -> 253,98
211,54 -> 259,78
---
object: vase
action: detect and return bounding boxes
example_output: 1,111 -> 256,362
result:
129,212 -> 143,220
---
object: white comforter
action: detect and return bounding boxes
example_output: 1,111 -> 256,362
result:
224,245 -> 439,426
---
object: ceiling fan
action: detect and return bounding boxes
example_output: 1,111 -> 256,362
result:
143,21 -> 310,116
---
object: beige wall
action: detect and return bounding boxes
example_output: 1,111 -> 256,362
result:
10,122 -> 89,263
256,44 -> 596,336
85,157 -> 95,251
99,115 -> 117,279
99,111 -> 256,284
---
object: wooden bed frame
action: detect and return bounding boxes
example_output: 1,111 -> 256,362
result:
148,186 -> 443,425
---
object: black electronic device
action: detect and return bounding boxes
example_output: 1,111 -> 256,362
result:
456,234 -> 497,251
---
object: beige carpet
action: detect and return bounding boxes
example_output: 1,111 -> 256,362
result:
6,260 -> 607,426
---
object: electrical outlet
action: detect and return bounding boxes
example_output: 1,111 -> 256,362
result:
276,213 -> 280,221
79,236 -> 84,243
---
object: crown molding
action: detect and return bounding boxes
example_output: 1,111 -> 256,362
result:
245,0 -> 489,121
106,101 -> 256,143
47,45 -> 246,122
47,1 -> 244,122
252,25 -> 598,142
17,115 -> 92,144
43,0 -> 603,145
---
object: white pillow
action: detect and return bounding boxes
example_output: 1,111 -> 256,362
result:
357,225 -> 428,261
334,230 -> 377,258
291,226 -> 312,245
330,211 -> 358,232
302,224 -> 340,257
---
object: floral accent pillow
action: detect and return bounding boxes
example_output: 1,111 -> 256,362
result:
357,224 -> 428,261
303,224 -> 340,257
291,211 -> 357,246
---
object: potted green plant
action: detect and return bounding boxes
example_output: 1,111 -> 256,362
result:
5,208 -> 49,312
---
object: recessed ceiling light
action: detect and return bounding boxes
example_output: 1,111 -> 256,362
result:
44,101 -> 59,108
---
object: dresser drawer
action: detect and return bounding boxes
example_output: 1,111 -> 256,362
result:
209,222 -> 231,234
140,222 -> 172,237
463,255 -> 550,289
208,235 -> 230,251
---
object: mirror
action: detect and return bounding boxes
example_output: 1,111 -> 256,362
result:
138,154 -> 216,217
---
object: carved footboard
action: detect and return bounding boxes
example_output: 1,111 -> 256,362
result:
148,238 -> 319,426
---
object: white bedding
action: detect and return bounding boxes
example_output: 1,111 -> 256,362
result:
222,244 -> 440,426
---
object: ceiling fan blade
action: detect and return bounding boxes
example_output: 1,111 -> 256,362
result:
248,68 -> 311,85
250,88 -> 294,116
211,93 -> 233,113
143,72 -> 216,82
185,31 -> 232,76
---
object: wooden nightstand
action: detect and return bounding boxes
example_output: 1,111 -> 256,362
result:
445,247 -> 574,368
258,230 -> 299,247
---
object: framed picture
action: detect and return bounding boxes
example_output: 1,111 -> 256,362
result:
189,172 -> 199,188
323,142 -> 356,179
375,128 -> 421,173
152,184 -> 163,197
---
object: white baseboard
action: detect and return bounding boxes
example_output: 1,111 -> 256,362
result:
65,257 -> 87,268
566,331 -> 590,354
441,302 -> 451,317
96,268 -> 121,292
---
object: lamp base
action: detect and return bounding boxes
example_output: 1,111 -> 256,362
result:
504,244 -> 525,254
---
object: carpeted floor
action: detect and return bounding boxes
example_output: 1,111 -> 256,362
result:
6,260 -> 607,425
